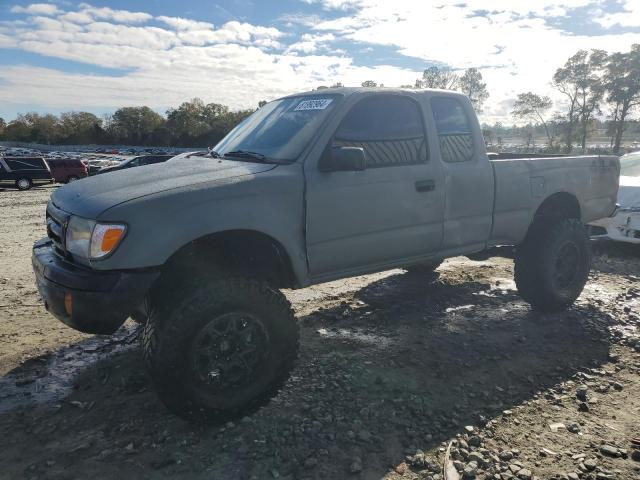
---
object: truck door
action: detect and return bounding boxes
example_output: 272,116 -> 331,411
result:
305,94 -> 445,280
430,96 -> 494,252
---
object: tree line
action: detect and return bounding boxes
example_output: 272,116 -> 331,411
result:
506,45 -> 640,153
0,99 -> 255,147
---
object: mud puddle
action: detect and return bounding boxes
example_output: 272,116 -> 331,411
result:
0,323 -> 139,413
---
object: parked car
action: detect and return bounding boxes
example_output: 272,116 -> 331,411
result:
590,151 -> 640,244
96,154 -> 175,174
86,158 -> 121,176
46,158 -> 89,184
0,156 -> 54,190
33,88 -> 619,421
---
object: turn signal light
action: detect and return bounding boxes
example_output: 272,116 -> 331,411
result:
64,292 -> 73,316
90,224 -> 126,258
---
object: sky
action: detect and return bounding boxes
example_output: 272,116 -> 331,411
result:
1,0 -> 640,123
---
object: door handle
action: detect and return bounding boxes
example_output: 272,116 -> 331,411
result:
415,179 -> 435,192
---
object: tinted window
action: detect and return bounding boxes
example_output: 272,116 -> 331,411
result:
5,157 -> 47,171
333,95 -> 427,167
431,97 -> 474,163
144,156 -> 169,165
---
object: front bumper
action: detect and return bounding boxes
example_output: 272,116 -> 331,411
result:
32,238 -> 159,334
590,210 -> 640,245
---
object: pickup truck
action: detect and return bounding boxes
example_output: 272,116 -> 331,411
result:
32,88 -> 620,422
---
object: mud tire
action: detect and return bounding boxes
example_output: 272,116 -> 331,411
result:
142,276 -> 299,423
514,218 -> 591,312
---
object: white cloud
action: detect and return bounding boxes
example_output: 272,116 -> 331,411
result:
172,21 -> 284,48
2,0 -> 640,123
10,3 -> 61,16
71,3 -> 153,24
309,0 -> 640,122
595,0 -> 640,28
157,16 -> 214,31
286,33 -> 335,54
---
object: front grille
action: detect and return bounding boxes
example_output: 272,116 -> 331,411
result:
46,202 -> 69,255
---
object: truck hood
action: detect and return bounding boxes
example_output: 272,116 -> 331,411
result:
51,158 -> 276,218
618,175 -> 640,208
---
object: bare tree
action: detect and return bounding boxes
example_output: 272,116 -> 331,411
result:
419,66 -> 459,90
553,50 -> 607,153
604,44 -> 640,153
459,68 -> 489,113
512,92 -> 553,146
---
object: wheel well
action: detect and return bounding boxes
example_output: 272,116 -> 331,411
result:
155,230 -> 297,291
534,192 -> 581,221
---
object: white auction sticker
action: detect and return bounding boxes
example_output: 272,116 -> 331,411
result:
294,98 -> 333,111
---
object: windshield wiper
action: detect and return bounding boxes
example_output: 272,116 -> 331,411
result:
223,150 -> 276,163
207,148 -> 222,158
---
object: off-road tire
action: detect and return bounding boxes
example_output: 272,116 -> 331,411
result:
142,276 -> 298,423
15,178 -> 32,191
514,218 -> 591,312
405,260 -> 443,274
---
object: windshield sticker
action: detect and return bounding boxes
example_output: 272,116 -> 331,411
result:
294,98 -> 333,111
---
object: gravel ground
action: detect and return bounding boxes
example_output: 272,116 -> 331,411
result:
0,186 -> 639,480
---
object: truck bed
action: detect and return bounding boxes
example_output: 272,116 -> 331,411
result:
488,155 -> 619,246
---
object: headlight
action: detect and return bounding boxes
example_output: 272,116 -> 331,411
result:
65,216 -> 94,258
65,216 -> 126,259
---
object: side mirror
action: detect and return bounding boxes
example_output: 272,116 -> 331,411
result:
320,146 -> 366,172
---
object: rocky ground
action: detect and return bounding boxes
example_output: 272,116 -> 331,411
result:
0,186 -> 639,480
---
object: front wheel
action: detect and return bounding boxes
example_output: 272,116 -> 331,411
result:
514,218 -> 591,312
15,178 -> 32,190
143,276 -> 299,422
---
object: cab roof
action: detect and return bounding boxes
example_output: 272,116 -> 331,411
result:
281,86 -> 467,100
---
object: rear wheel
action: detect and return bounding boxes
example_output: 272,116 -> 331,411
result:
514,218 -> 591,312
143,275 -> 299,423
66,175 -> 79,183
15,178 -> 32,191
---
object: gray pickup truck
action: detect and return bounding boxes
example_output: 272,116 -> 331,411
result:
32,88 -> 619,421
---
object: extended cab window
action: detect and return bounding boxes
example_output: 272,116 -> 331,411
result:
333,95 -> 427,168
431,97 -> 474,163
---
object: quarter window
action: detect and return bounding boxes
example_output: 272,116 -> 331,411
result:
431,97 -> 474,163
332,95 -> 427,168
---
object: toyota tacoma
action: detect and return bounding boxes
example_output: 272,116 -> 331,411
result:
32,88 -> 620,421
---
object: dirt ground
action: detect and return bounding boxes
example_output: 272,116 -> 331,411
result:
0,185 -> 639,480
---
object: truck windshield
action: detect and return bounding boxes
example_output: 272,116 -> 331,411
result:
214,95 -> 340,163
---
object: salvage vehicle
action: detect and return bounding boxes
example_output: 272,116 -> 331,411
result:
96,154 -> 175,174
0,156 -> 54,190
47,158 -> 89,184
32,88 -> 620,422
590,151 -> 640,244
